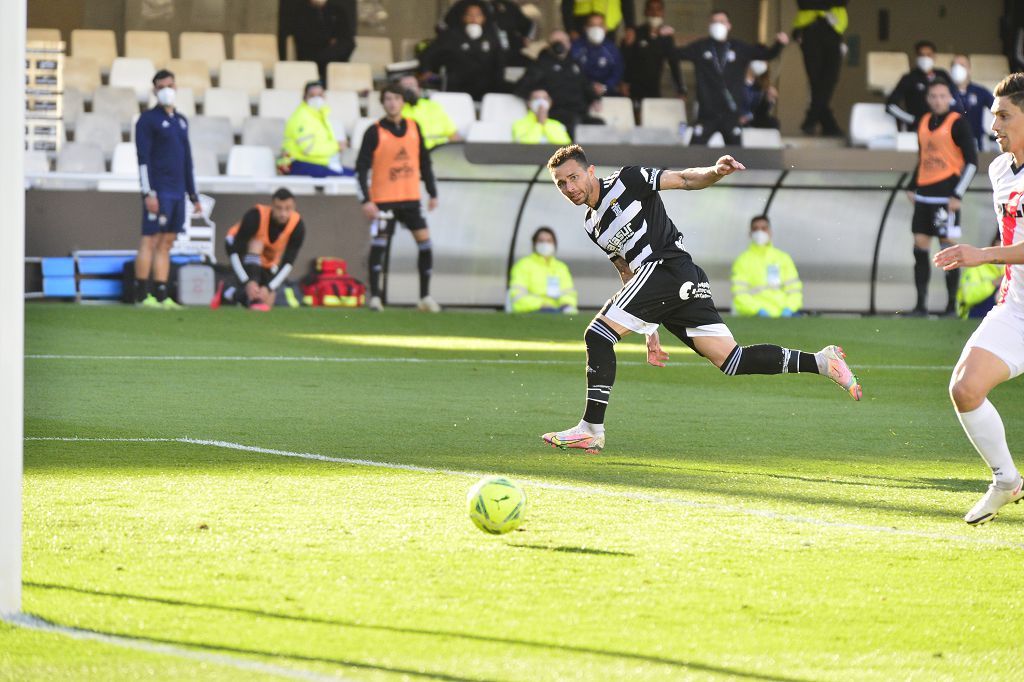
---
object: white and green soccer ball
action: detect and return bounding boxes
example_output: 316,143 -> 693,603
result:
467,476 -> 526,535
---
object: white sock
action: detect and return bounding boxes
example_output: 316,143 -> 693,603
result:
957,400 -> 1020,487
579,419 -> 605,435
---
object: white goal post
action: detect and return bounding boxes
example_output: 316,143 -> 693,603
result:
1,0 -> 26,617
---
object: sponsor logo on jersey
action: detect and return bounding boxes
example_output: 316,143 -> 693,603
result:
679,281 -> 712,300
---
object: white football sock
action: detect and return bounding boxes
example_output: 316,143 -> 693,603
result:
579,419 -> 605,435
957,400 -> 1020,487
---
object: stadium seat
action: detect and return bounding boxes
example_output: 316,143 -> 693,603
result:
628,126 -> 682,145
969,53 -> 1006,90
273,61 -> 319,91
220,60 -> 266,104
575,124 -> 626,144
399,37 -> 421,61
190,145 -> 220,176
345,116 -> 376,162
189,115 -> 235,162
741,127 -> 783,149
179,32 -> 226,77
981,107 -> 998,151
366,93 -> 384,120
146,87 -> 197,118
867,51 -> 909,94
640,97 -> 686,128
203,87 -> 252,133
351,35 -> 394,80
166,59 -> 211,101
480,93 -> 526,127
241,117 -> 286,150
71,114 -> 121,160
226,145 -> 277,177
56,142 -> 105,173
598,97 -> 636,130
326,62 -> 373,93
24,149 -> 51,174
62,57 -> 101,101
258,88 -> 302,120
70,29 -> 117,75
467,121 -> 512,143
109,57 -> 156,104
232,33 -> 278,77
325,90 -> 360,136
62,87 -> 85,133
92,86 -> 140,134
125,30 -> 172,69
26,28 -> 61,43
429,91 -> 475,138
99,142 -> 141,191
849,102 -> 898,147
895,131 -> 918,151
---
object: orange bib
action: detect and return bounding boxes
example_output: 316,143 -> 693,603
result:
370,119 -> 421,204
227,204 -> 301,269
917,112 -> 965,187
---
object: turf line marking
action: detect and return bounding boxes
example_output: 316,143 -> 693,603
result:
1,612 -> 351,682
25,353 -> 951,371
26,436 -> 1024,551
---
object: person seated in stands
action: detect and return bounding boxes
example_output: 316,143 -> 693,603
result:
886,40 -> 956,130
440,0 -> 535,67
512,89 -> 572,144
731,215 -> 803,318
741,60 -> 780,129
279,81 -> 349,177
570,13 -> 625,97
215,188 -> 306,311
620,0 -> 685,111
950,54 -> 995,150
507,227 -> 578,314
418,1 -> 505,101
398,74 -> 461,150
515,29 -> 602,139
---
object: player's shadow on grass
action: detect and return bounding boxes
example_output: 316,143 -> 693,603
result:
25,581 -> 811,682
508,543 -> 635,557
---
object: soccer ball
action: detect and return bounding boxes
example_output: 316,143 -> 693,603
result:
467,476 -> 526,535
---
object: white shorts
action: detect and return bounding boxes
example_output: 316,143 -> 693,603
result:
958,303 -> 1024,378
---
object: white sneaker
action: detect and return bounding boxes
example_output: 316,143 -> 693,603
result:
541,424 -> 605,454
367,296 -> 383,312
964,476 -> 1024,525
417,295 -> 441,313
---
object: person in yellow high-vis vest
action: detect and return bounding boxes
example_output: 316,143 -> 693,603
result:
280,81 -> 349,177
793,1 -> 848,136
512,90 -> 572,145
508,227 -> 578,313
731,215 -> 803,317
398,74 -> 460,150
562,0 -> 634,37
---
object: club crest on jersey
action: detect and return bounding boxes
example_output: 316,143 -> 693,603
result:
679,281 -> 712,300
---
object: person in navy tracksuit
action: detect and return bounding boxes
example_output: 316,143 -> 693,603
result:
134,69 -> 202,308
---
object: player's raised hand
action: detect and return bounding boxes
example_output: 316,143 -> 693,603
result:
714,155 -> 745,176
646,331 -> 670,368
934,243 -> 985,270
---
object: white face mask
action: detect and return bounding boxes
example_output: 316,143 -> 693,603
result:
156,86 -> 175,106
951,63 -> 969,85
586,26 -> 606,44
465,22 -> 483,40
647,16 -> 663,29
535,242 -> 556,257
750,60 -> 768,76
709,22 -> 728,42
306,96 -> 325,109
529,97 -> 548,113
917,55 -> 935,73
751,230 -> 770,246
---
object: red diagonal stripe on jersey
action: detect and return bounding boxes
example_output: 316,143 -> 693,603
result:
999,190 -> 1021,303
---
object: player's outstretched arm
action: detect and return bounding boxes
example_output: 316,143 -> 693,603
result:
659,155 -> 746,191
935,241 -> 1024,270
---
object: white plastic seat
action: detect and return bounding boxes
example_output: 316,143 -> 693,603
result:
351,36 -> 394,80
969,53 -> 1007,91
273,61 -> 319,91
429,91 -> 476,138
62,87 -> 85,133
325,90 -> 360,136
233,33 -> 278,77
342,116 -> 376,166
220,60 -> 267,104
640,97 -> 686,127
597,96 -> 636,130
480,93 -> 526,127
191,146 -> 220,176
226,145 -> 277,177
190,115 -> 235,162
258,89 -> 302,120
74,114 -> 122,159
629,126 -> 682,145
867,51 -> 910,94
24,149 -> 51,174
166,59 -> 212,101
70,29 -> 117,75
110,57 -> 157,104
203,88 -> 252,133
242,117 -> 286,149
57,142 -> 105,173
574,124 -> 626,144
146,87 -> 196,118
125,30 -> 172,69
63,57 -> 101,100
849,102 -> 898,147
895,131 -> 919,151
741,127 -> 783,149
468,121 -> 512,143
326,62 -> 373,93
92,86 -> 140,134
180,32 -> 226,77
99,142 -> 141,191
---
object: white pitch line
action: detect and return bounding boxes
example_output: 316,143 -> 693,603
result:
1,612 -> 352,682
25,436 -> 1024,551
24,353 -> 952,371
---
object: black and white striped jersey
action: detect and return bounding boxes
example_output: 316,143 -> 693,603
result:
584,166 -> 690,270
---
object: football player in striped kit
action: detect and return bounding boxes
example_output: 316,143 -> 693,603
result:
935,72 -> 1024,524
542,145 -> 862,454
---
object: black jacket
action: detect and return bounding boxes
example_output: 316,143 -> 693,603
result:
419,25 -> 505,100
515,47 -> 598,116
442,0 -> 533,61
676,37 -> 784,120
886,68 -> 958,129
622,23 -> 685,99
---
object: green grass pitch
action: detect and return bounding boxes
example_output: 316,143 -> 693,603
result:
3,304 -> 1023,681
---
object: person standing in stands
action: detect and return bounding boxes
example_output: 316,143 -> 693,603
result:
418,1 -> 505,101
278,0 -> 356,81
570,13 -> 626,97
792,0 -> 847,136
515,29 -> 602,139
621,0 -> 685,112
441,0 -> 535,67
886,40 -> 955,130
357,84 -> 441,313
562,0 -> 635,40
950,54 -> 995,150
134,69 -> 202,309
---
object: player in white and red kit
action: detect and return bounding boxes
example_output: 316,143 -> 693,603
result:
934,72 -> 1024,524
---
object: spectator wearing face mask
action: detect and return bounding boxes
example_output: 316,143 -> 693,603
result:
886,40 -> 956,130
621,0 -> 685,107
280,81 -> 349,177
515,29 -> 602,138
398,74 -> 461,150
512,89 -> 572,144
419,1 -> 505,100
278,0 -> 357,81
731,215 -> 802,318
676,9 -> 789,146
570,13 -> 626,97
507,227 -> 578,314
949,54 -> 995,150
441,0 -> 535,67
792,0 -> 847,137
741,60 -> 780,129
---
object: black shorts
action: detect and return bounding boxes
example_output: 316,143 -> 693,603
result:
912,200 -> 962,239
370,201 -> 427,238
600,257 -> 730,351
